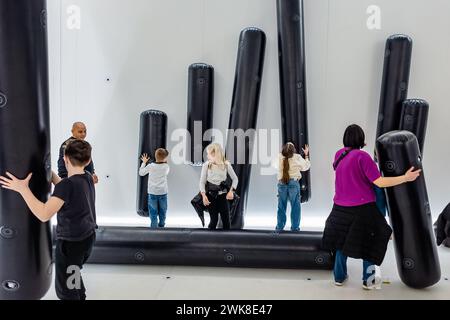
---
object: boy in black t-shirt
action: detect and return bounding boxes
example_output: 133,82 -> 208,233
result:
0,140 -> 97,300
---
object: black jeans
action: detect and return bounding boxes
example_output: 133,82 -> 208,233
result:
55,232 -> 96,300
208,193 -> 231,230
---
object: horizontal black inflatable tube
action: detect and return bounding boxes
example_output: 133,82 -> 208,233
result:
86,227 -> 333,270
136,110 -> 168,217
0,0 -> 52,300
376,131 -> 440,288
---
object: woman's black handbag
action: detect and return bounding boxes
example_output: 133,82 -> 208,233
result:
191,193 -> 207,227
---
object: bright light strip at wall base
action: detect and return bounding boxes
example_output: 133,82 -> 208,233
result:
53,214 -> 328,231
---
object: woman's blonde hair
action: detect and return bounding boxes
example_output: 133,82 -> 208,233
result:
206,143 -> 228,169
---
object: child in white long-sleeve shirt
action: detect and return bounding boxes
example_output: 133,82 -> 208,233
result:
139,148 -> 170,228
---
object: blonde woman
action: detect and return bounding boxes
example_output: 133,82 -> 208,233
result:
199,143 -> 238,230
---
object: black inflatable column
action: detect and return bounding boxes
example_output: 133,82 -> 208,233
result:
186,63 -> 214,166
399,99 -> 429,155
226,28 -> 266,229
277,0 -> 311,203
0,0 -> 52,300
136,110 -> 168,217
376,131 -> 440,288
376,35 -> 413,141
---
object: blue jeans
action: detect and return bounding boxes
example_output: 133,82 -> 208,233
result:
334,250 -> 375,282
276,180 -> 301,231
148,194 -> 167,228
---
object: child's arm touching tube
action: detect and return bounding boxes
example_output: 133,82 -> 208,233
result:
0,172 -> 64,222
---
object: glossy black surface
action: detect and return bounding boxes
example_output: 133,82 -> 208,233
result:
376,131 -> 440,288
87,227 -> 333,270
186,63 -> 214,165
277,0 -> 311,202
226,28 -> 266,229
399,99 -> 429,155
136,110 -> 168,217
376,35 -> 412,141
0,0 -> 52,300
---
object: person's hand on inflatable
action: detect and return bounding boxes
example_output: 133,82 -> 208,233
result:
226,191 -> 234,200
51,171 -> 62,185
92,174 -> 99,184
302,144 -> 310,157
140,153 -> 150,164
0,172 -> 32,194
202,194 -> 210,206
404,167 -> 421,182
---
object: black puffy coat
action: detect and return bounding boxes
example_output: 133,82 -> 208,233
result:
322,203 -> 392,266
435,203 -> 450,246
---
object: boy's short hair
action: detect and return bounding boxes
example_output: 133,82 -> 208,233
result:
64,139 -> 92,167
155,148 -> 169,162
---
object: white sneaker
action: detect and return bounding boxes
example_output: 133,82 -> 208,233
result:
363,277 -> 382,290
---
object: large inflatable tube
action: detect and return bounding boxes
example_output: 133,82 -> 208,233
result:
136,110 -> 168,217
399,99 -> 429,155
276,0 -> 311,203
86,227 -> 333,270
0,0 -> 52,300
375,35 -> 412,142
376,131 -> 440,288
226,28 -> 266,229
187,63 -> 214,166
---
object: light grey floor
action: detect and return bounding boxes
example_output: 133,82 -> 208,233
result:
42,242 -> 450,300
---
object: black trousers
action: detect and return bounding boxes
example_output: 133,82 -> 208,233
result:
208,193 -> 231,230
55,232 -> 96,300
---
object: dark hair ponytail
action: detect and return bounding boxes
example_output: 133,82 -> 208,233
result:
281,143 -> 296,184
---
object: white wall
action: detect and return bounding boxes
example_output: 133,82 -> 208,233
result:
47,0 -> 450,229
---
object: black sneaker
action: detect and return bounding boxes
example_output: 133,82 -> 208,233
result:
362,280 -> 376,290
334,276 -> 348,286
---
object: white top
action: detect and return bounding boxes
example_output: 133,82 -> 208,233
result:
139,162 -> 170,195
277,153 -> 311,181
199,160 -> 239,194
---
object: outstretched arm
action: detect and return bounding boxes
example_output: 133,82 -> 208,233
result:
139,153 -> 151,176
373,167 -> 421,188
0,172 -> 64,222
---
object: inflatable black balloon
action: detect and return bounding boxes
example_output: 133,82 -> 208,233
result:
276,0 -> 311,203
226,28 -> 266,229
375,35 -> 412,142
0,0 -> 52,300
186,63 -> 214,166
399,99 -> 429,155
136,110 -> 168,217
87,227 -> 333,270
376,131 -> 440,288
